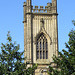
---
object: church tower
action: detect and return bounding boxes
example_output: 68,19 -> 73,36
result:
23,0 -> 58,75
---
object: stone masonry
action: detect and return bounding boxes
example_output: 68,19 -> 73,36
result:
23,0 -> 58,75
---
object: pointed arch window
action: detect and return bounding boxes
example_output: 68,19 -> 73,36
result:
36,34 -> 48,59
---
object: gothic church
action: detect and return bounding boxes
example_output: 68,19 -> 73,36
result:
23,0 -> 58,75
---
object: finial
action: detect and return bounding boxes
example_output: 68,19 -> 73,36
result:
35,6 -> 38,9
47,3 -> 52,7
23,2 -> 26,7
40,6 -> 43,10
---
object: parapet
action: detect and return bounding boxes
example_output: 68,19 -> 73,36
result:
32,3 -> 52,13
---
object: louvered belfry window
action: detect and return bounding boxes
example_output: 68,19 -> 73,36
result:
36,34 -> 48,59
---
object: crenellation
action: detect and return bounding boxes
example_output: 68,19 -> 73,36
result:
32,3 -> 52,13
35,6 -> 38,9
31,2 -> 53,13
45,6 -> 48,10
40,6 -> 43,9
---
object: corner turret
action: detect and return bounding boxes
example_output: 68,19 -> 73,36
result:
52,0 -> 57,13
26,0 -> 32,13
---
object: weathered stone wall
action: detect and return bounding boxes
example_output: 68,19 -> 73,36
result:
23,0 -> 58,75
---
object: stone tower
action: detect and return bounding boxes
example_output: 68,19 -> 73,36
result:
23,0 -> 58,75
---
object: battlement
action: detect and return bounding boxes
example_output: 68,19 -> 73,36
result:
32,3 -> 52,13
23,0 -> 57,14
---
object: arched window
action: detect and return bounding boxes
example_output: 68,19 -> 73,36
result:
36,34 -> 48,59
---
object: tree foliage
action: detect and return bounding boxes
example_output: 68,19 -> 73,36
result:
0,32 -> 37,75
72,20 -> 75,26
48,21 -> 75,75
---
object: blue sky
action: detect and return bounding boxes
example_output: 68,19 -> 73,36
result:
0,0 -> 75,52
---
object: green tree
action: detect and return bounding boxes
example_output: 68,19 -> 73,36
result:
48,22 -> 75,75
0,32 -> 37,75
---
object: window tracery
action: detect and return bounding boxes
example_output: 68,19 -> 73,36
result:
36,34 -> 48,59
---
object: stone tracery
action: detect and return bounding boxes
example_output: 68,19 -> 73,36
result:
36,33 -> 48,59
